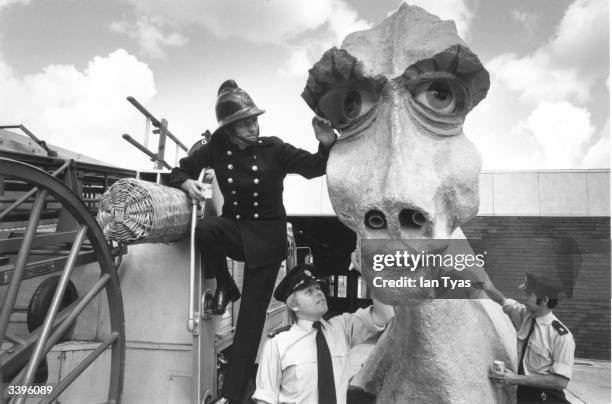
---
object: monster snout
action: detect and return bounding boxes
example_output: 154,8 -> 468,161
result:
364,207 -> 430,236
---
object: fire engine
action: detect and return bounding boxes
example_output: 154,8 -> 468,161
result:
0,98 -> 363,404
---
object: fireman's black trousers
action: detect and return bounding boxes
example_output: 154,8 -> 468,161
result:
196,217 -> 281,401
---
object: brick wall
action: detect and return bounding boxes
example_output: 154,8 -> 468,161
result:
462,216 -> 610,360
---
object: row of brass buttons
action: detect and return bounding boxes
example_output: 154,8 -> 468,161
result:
226,146 -> 261,220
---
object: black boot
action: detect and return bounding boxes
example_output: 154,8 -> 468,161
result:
208,286 -> 241,315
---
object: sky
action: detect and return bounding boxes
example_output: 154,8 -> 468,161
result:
0,0 -> 608,170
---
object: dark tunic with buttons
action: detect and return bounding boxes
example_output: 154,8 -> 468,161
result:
168,132 -> 330,268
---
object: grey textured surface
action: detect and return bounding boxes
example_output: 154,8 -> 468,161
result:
304,4 -> 517,403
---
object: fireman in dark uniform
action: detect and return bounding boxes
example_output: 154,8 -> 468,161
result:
169,80 -> 336,403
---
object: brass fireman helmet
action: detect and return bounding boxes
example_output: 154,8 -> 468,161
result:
214,80 -> 265,134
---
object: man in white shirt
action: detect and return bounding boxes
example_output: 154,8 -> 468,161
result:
480,271 -> 575,403
252,262 -> 394,404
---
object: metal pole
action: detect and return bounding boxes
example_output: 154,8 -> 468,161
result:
144,117 -> 150,149
126,97 -> 188,152
122,133 -> 172,170
189,169 -> 207,403
8,274 -> 112,387
0,189 -> 47,343
47,274 -> 112,344
187,197 -> 198,333
122,134 -> 158,160
122,134 -> 172,170
0,125 -> 58,157
126,97 -> 161,127
19,225 -> 88,390
163,128 -> 188,152
187,169 -> 207,332
0,160 -> 70,221
155,119 -> 168,170
39,332 -> 120,404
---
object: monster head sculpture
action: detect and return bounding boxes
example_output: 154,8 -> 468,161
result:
303,4 -> 490,305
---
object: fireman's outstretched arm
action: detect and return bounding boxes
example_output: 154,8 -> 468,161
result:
280,116 -> 337,179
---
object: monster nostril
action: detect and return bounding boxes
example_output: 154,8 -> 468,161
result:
412,211 -> 427,226
399,209 -> 427,229
365,210 -> 387,229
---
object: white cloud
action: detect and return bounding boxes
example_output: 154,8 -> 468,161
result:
280,48 -> 310,77
470,128 -> 543,171
550,0 -> 608,65
0,49 -> 158,169
110,16 -> 187,60
327,0 -> 371,44
488,52 -> 590,104
487,0 -> 607,107
277,0 -> 370,77
400,0 -> 475,39
0,0 -> 30,10
122,0 -> 366,44
583,120 -> 610,168
522,101 -> 595,168
470,0 -> 608,169
469,101 -> 596,170
280,3 -> 370,77
119,0 -> 370,76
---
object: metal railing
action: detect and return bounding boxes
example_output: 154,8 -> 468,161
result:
122,97 -> 188,170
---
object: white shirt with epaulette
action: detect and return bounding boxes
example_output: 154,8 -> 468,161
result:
252,306 -> 386,404
503,299 -> 575,380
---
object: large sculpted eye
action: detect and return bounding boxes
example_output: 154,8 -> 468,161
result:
411,80 -> 466,115
316,87 -> 378,129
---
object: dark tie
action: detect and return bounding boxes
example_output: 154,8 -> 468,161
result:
313,321 -> 336,403
518,318 -> 536,375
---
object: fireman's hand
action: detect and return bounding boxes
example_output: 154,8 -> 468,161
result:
312,116 -> 337,148
181,179 -> 211,201
488,368 -> 518,385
